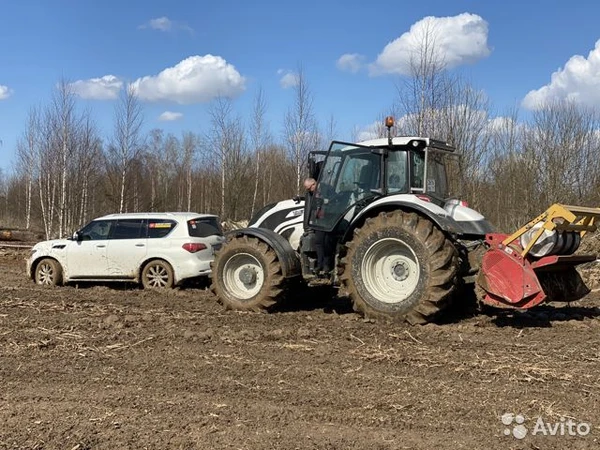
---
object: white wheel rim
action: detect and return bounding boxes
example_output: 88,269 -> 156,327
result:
223,253 -> 265,300
361,238 -> 420,304
37,262 -> 54,285
146,264 -> 170,288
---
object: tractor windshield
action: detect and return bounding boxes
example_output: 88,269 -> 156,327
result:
309,142 -> 384,231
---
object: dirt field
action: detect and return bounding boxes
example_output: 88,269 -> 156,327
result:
1,248 -> 600,450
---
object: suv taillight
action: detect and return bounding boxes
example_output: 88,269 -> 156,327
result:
182,242 -> 207,253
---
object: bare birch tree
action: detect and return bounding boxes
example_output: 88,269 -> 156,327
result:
323,114 -> 338,148
15,106 -> 41,230
146,129 -> 164,211
526,100 -> 600,206
74,113 -> 102,225
31,80 -> 80,238
109,85 -> 144,213
49,80 -> 80,237
284,67 -> 319,194
390,19 -> 495,207
249,87 -> 271,216
395,18 -> 450,137
181,132 -> 197,211
208,96 -> 245,219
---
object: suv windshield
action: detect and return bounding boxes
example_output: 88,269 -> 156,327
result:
188,217 -> 223,237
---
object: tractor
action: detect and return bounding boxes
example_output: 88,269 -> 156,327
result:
210,117 -> 600,324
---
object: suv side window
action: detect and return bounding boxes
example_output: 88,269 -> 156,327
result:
79,220 -> 115,241
112,219 -> 146,240
148,219 -> 177,238
188,217 -> 223,237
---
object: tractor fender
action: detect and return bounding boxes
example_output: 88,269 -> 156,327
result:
225,227 -> 302,278
248,199 -> 305,228
342,195 -> 463,242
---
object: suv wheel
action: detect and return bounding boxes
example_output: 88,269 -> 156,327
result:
142,260 -> 174,289
34,258 -> 63,286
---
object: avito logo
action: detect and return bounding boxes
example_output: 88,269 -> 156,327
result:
501,413 -> 591,440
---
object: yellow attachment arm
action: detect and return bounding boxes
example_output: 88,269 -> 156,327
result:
502,204 -> 600,257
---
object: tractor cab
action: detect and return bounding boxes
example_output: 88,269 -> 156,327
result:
306,118 -> 460,235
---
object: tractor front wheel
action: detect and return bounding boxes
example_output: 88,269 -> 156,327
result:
210,236 -> 285,311
340,211 -> 458,324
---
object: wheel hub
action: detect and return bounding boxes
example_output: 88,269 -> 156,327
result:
392,260 -> 410,281
223,252 -> 266,300
239,266 -> 257,285
361,237 -> 421,304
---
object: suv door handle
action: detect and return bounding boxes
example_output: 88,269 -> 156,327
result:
96,244 -> 106,248
135,243 -> 145,247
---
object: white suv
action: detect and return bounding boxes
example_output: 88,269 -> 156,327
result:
27,212 -> 225,289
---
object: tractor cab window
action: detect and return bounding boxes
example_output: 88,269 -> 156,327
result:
426,151 -> 447,199
411,151 -> 425,190
426,150 -> 460,200
310,142 -> 381,232
387,150 -> 408,193
339,153 -> 380,194
317,152 -> 342,198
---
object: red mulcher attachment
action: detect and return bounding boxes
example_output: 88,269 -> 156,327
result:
476,204 -> 600,309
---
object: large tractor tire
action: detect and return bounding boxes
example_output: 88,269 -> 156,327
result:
340,211 -> 458,324
210,236 -> 285,311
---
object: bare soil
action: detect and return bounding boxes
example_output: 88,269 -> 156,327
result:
1,248 -> 600,449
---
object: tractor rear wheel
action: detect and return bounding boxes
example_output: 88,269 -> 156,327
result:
340,211 -> 458,324
210,236 -> 285,311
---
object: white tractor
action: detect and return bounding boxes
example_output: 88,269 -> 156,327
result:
210,118 -> 598,323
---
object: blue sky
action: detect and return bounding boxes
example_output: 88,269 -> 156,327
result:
1,0 -> 600,172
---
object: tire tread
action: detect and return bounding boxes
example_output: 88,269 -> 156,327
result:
339,211 -> 458,324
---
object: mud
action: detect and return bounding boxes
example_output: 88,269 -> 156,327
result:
1,248 -> 600,449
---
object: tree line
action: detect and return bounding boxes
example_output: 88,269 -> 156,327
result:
1,53 -> 600,239
0,71 -> 322,239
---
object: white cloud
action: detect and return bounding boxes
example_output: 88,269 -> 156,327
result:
358,109 -> 509,144
146,17 -> 173,31
278,69 -> 300,89
130,55 -> 246,104
486,116 -> 517,133
0,85 -> 12,100
70,75 -> 123,100
356,115 -> 418,142
138,16 -> 193,33
336,53 -> 366,73
522,40 -> 600,110
356,121 -> 384,142
370,13 -> 491,76
158,111 -> 183,121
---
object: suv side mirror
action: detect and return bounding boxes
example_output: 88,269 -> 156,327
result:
72,231 -> 83,241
